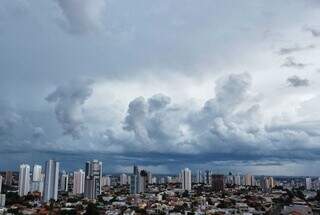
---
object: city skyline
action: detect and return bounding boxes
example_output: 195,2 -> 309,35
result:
2,159 -> 320,214
2,159 -> 320,177
2,0 -> 320,176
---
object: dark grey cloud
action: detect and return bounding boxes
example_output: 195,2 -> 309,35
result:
281,57 -> 308,69
32,127 -> 45,139
278,44 -> 315,55
123,97 -> 150,145
54,0 -> 107,34
304,26 -> 320,37
46,79 -> 94,138
0,104 -> 46,152
287,75 -> 309,87
148,94 -> 171,113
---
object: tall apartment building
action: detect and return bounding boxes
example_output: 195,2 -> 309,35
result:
84,160 -> 102,199
18,164 -> 30,197
43,160 -> 59,202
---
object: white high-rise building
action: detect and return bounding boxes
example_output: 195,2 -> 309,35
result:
181,168 -> 192,191
196,170 -> 202,184
60,171 -> 68,192
234,173 -> 241,186
43,160 -> 59,202
306,177 -> 312,190
0,194 -> 5,207
73,169 -> 85,195
261,176 -> 275,192
147,171 -> 152,184
101,176 -> 111,187
251,175 -> 256,186
151,177 -> 157,184
120,173 -> 128,185
0,175 -> 3,194
31,174 -> 44,194
18,164 -> 30,197
32,165 -> 42,181
31,165 -> 44,195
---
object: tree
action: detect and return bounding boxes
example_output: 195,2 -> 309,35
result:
85,202 -> 99,215
48,199 -> 55,215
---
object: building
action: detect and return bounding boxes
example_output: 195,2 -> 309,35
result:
32,165 -> 42,181
84,160 -> 102,199
160,177 -> 165,184
251,175 -> 256,186
205,170 -> 211,185
261,176 -> 275,193
43,160 -> 60,202
234,173 -> 241,186
5,171 -> 13,186
244,174 -> 255,186
18,164 -> 30,197
31,174 -> 44,194
67,173 -> 73,193
133,165 -> 139,175
130,165 -> 139,194
0,194 -> 5,207
181,168 -> 192,191
30,165 -> 43,194
120,173 -> 128,185
101,176 -> 111,187
306,177 -> 312,190
60,171 -> 69,192
281,205 -> 312,215
151,177 -> 157,184
147,171 -> 152,184
196,170 -> 202,184
225,172 -> 233,186
73,169 -> 85,195
139,170 -> 148,193
130,175 -> 139,194
0,175 -> 2,194
212,174 -> 224,192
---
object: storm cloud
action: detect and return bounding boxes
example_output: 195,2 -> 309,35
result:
46,79 -> 94,138
54,0 -> 107,34
304,26 -> 320,37
287,75 -> 310,87
278,44 -> 315,55
281,57 -> 308,69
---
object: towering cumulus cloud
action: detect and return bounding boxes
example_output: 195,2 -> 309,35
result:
46,79 -> 93,138
123,97 -> 150,145
55,0 -> 107,34
123,94 -> 186,149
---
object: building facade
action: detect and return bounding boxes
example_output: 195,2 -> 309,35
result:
73,169 -> 85,195
84,160 -> 102,199
43,160 -> 60,202
212,174 -> 224,192
18,164 -> 30,197
181,168 -> 192,191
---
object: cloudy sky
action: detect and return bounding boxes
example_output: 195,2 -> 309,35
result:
2,0 -> 320,175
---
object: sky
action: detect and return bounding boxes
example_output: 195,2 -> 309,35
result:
1,0 -> 320,175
